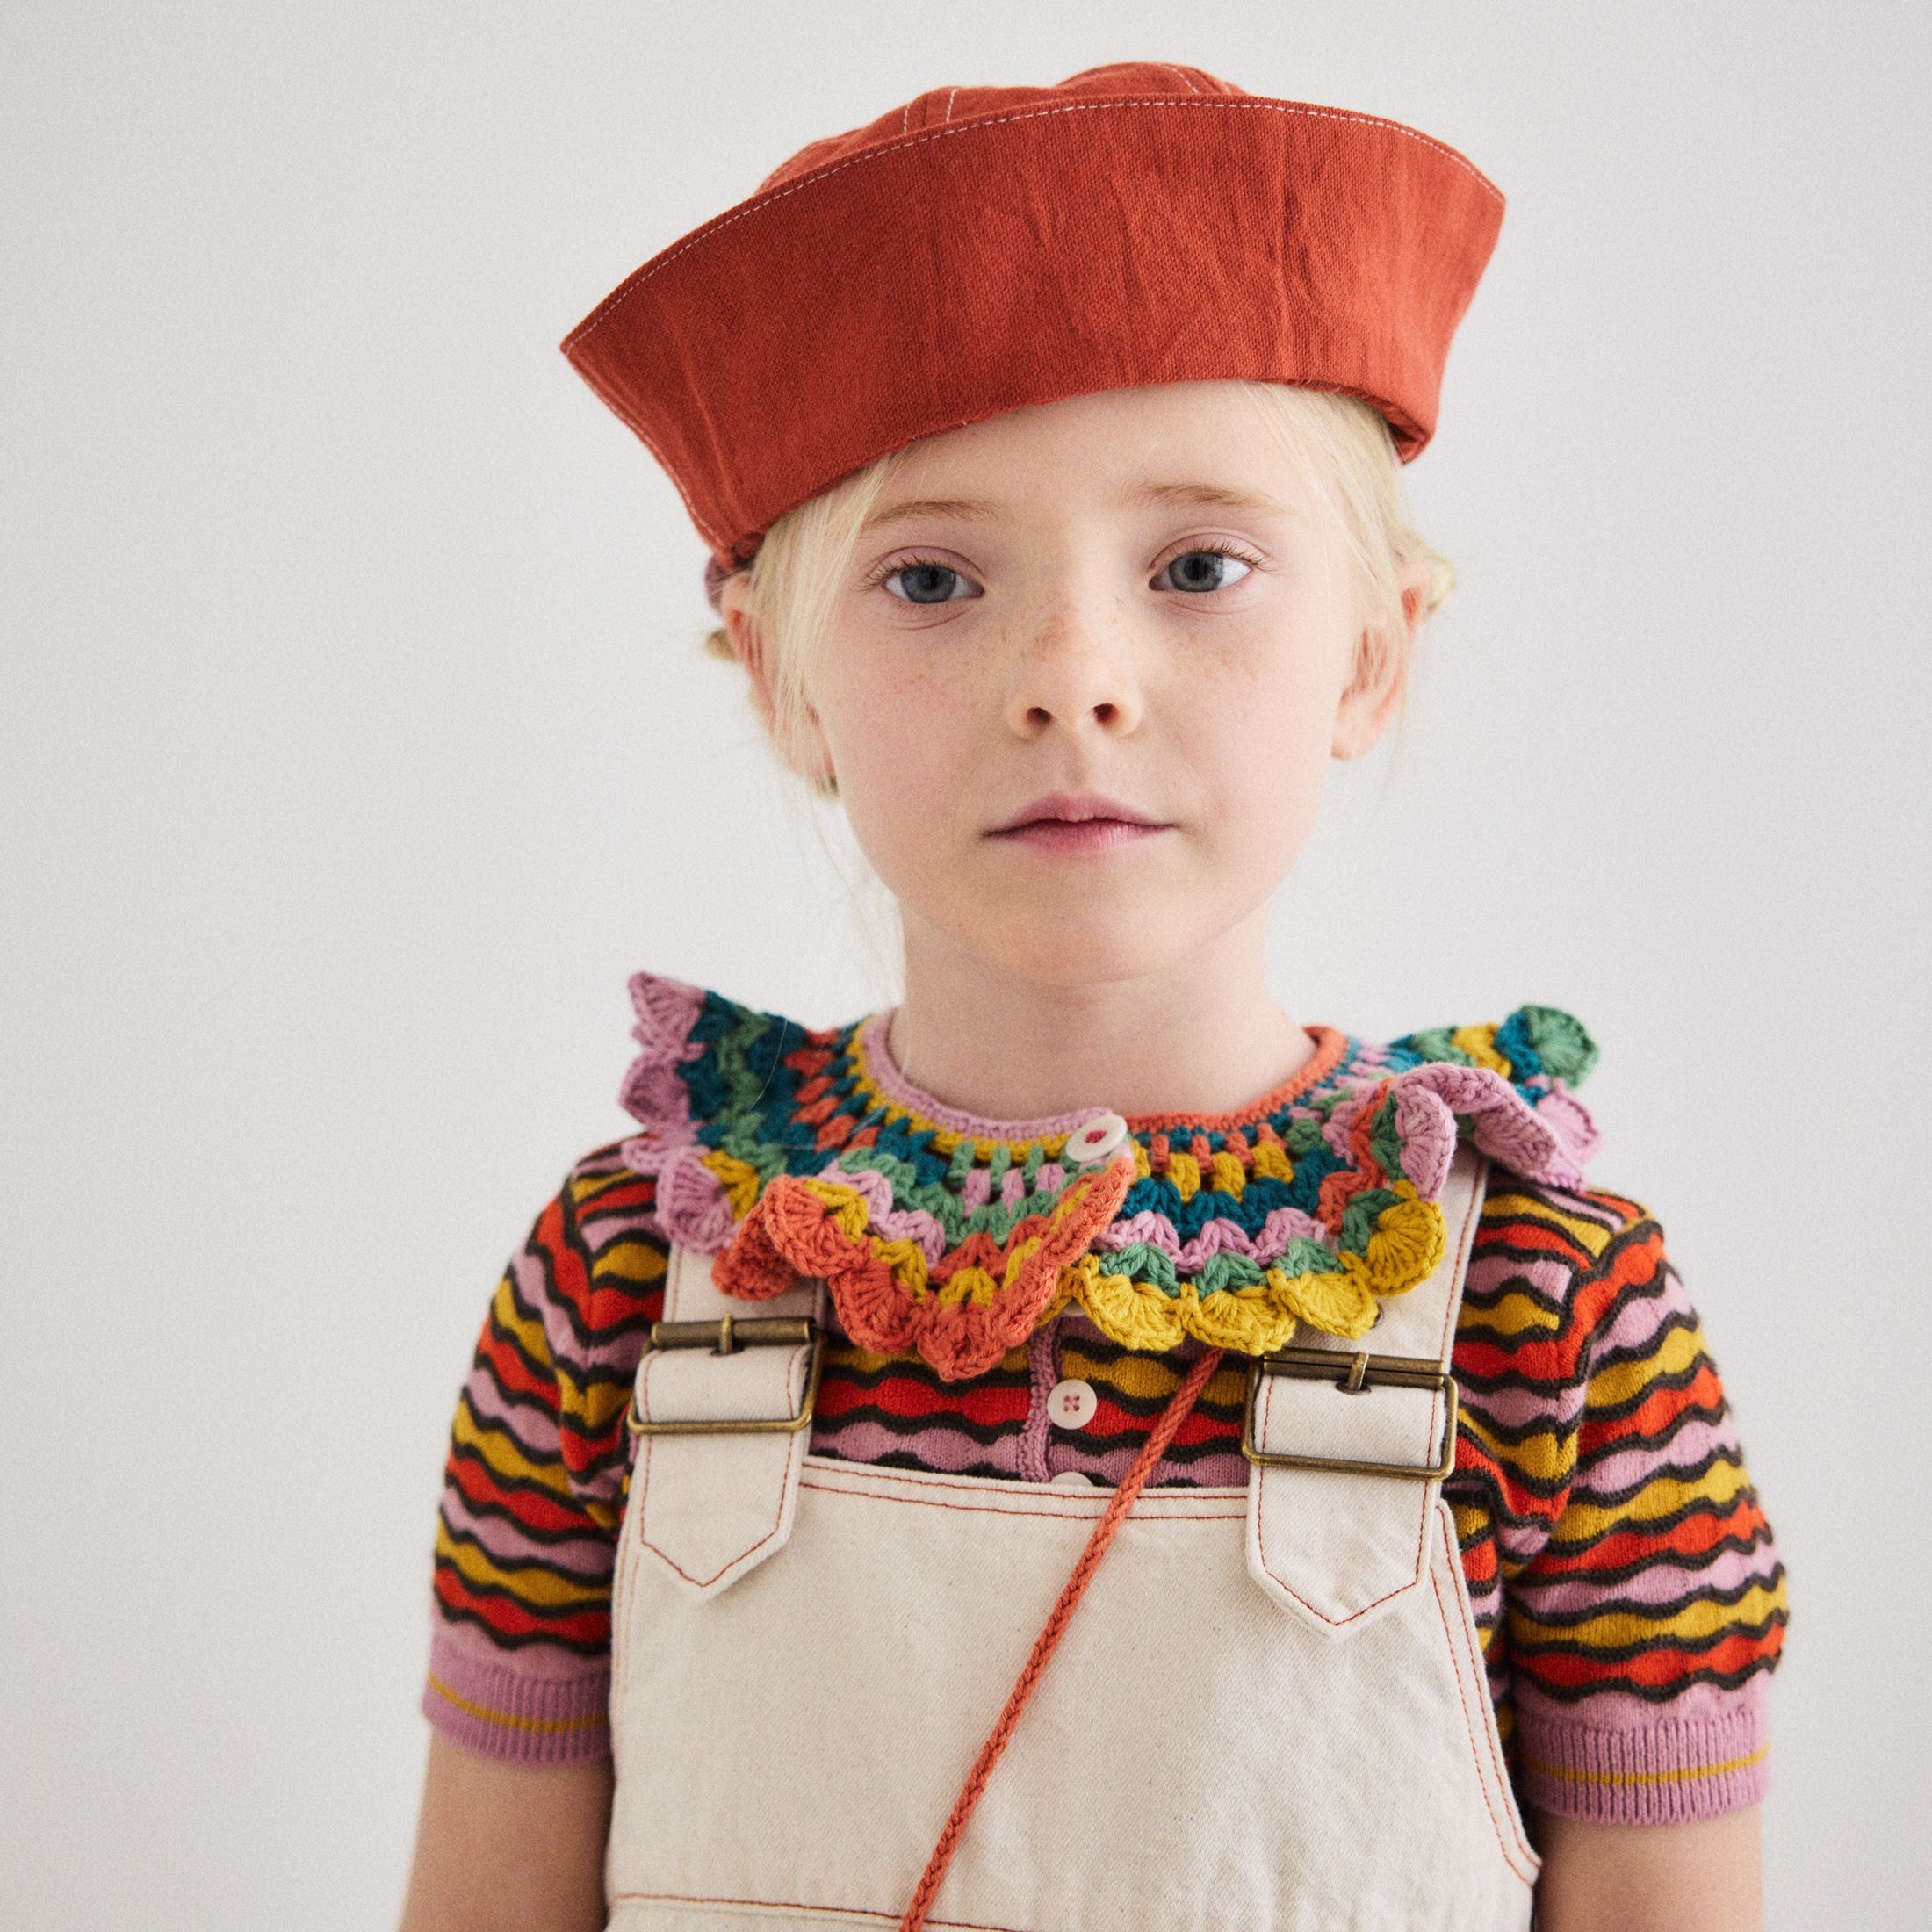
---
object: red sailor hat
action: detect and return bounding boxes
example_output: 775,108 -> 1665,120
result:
563,62 -> 1503,572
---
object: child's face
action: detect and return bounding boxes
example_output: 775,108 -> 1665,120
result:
777,381 -> 1405,992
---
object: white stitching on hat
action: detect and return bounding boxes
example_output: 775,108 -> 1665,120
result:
564,95 -> 1501,550
1164,66 -> 1202,94
942,86 -> 958,123
563,96 -> 1503,357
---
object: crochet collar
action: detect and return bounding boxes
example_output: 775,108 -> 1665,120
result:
619,973 -> 1600,1382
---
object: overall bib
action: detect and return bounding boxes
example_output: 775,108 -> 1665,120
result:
602,1150 -> 1539,1931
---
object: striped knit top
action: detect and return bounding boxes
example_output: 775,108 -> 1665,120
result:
423,983 -> 1786,1827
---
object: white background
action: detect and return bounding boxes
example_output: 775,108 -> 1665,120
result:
4,4 -> 1928,1925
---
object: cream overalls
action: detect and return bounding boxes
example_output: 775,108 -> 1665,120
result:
602,1150 -> 1539,1931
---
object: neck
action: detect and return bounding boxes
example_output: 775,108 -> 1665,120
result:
889,910 -> 1312,1123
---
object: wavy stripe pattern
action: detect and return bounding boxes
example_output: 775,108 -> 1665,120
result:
423,1145 -> 1785,1824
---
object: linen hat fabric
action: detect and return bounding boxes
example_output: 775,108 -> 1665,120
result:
563,62 -> 1503,571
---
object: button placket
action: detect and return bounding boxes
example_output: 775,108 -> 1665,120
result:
1017,1321 -> 1059,1484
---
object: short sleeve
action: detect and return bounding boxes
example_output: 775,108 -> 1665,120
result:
421,1143 -> 665,1763
1450,1179 -> 1787,1823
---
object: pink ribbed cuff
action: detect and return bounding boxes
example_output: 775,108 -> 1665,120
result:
422,1631 -> 610,1766
1516,1698 -> 1770,1824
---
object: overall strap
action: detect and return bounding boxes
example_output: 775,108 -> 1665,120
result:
625,1245 -> 824,1597
1244,1145 -> 1489,1633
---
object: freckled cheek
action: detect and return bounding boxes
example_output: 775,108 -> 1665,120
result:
815,655 -> 987,867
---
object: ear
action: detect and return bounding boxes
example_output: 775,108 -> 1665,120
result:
1331,564 -> 1428,761
717,572 -> 838,788
717,571 -> 779,733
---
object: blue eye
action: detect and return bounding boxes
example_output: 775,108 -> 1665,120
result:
884,562 -> 977,604
1157,550 -> 1251,594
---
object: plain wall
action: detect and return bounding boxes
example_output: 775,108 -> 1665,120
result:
4,3 -> 1927,1924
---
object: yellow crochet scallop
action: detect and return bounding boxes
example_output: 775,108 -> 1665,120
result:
1165,1152 -> 1201,1202
1188,1285 -> 1299,1355
1273,1258 -> 1380,1337
702,1150 -> 764,1220
1362,1186 -> 1446,1295
1071,1257 -> 1190,1352
1066,1258 -> 1305,1356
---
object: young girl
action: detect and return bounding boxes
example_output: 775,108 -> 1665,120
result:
400,64 -> 1784,1932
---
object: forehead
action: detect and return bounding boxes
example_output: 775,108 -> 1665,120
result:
875,382 -> 1320,516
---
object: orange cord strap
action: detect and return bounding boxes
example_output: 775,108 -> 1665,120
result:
897,1346 -> 1229,1932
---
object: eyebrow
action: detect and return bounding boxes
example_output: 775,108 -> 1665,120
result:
1126,480 -> 1293,515
861,496 -> 998,531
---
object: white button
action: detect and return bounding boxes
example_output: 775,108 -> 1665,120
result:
1049,1468 -> 1096,1489
1064,1111 -> 1129,1165
1047,1378 -> 1099,1430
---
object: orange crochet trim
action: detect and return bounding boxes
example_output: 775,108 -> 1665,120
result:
717,1155 -> 1135,1381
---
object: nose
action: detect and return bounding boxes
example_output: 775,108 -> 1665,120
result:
1004,599 -> 1145,739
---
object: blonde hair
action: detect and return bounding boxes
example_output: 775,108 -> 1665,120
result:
705,449 -> 904,781
1238,385 -> 1454,703
707,385 -> 1452,772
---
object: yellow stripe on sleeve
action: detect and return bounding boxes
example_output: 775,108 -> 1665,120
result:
553,1374 -> 632,1435
489,1274 -> 556,1369
1521,1744 -> 1768,1789
450,1401 -> 578,1499
427,1675 -> 608,1735
1583,1323 -> 1708,1408
1546,1458 -> 1755,1544
592,1239 -> 668,1284
1480,1192 -> 1618,1259
1512,1580 -> 1787,1653
1462,1289 -> 1563,1337
1457,1409 -> 1575,1487
434,1524 -> 610,1609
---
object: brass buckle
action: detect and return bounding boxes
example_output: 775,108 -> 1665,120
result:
1240,1346 -> 1458,1479
625,1316 -> 825,1437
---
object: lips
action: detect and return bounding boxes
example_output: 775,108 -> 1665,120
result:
987,792 -> 1171,853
